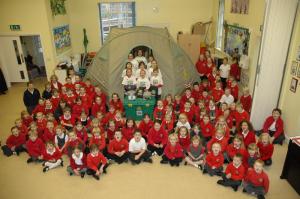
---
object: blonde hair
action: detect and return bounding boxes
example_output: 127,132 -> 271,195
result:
178,113 -> 187,121
168,133 -> 178,142
259,132 -> 271,143
92,127 -> 101,135
248,143 -> 258,151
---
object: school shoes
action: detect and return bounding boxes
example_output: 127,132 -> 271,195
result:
217,180 -> 225,186
60,160 -> 64,167
92,174 -> 100,181
202,169 -> 208,174
43,166 -> 50,173
232,185 -> 239,192
160,160 -> 168,164
198,165 -> 203,170
242,188 -> 247,193
257,195 -> 265,199
80,173 -> 85,178
27,158 -> 34,164
144,159 -> 153,163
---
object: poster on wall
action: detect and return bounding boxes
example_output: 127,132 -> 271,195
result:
291,61 -> 298,76
290,77 -> 298,93
224,24 -> 250,57
53,25 -> 71,55
231,0 -> 249,14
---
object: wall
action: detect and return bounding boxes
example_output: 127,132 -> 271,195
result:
217,0 -> 266,92
67,0 -> 214,53
0,0 -> 72,79
279,7 -> 300,138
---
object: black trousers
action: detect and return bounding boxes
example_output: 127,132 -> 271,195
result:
86,163 -> 108,175
263,158 -> 272,166
147,144 -> 164,156
269,131 -> 285,145
220,77 -> 227,89
162,155 -> 182,165
204,164 -> 223,176
129,151 -> 151,164
26,106 -> 36,115
1,145 -> 26,157
221,174 -> 242,187
107,152 -> 129,164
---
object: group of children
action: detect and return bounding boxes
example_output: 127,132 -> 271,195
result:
1,51 -> 286,199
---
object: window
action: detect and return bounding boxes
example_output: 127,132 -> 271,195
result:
216,0 -> 225,49
99,2 -> 136,43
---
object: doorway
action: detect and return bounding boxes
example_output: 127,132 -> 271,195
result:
20,35 -> 46,80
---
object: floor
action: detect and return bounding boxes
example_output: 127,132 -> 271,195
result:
0,78 -> 298,199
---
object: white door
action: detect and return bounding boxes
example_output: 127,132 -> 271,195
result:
0,36 -> 29,83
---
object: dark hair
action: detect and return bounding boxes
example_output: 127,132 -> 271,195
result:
125,118 -> 136,128
238,119 -> 254,132
138,61 -> 146,69
154,119 -> 162,125
193,82 -> 199,86
90,144 -> 99,152
27,81 -> 33,86
272,108 -> 282,115
234,153 -> 243,160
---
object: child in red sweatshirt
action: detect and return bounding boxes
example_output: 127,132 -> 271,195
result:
138,114 -> 154,139
225,135 -> 247,162
26,132 -> 45,163
147,120 -> 168,156
207,128 -> 229,154
238,120 -> 256,148
121,118 -> 136,141
107,131 -> 129,164
67,146 -> 87,178
203,142 -> 224,176
200,115 -> 214,144
217,154 -> 245,191
89,127 -> 106,152
160,133 -> 184,167
153,100 -> 165,120
42,141 -> 63,172
177,126 -> 190,152
1,126 -> 26,156
243,160 -> 269,199
257,133 -> 274,166
240,87 -> 252,113
86,144 -> 108,180
65,131 -> 85,157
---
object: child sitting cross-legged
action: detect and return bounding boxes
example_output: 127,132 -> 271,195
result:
1,126 -> 26,157
128,130 -> 152,165
42,141 -> 63,173
217,153 -> 246,191
160,133 -> 184,167
184,135 -> 205,170
26,131 -> 45,163
107,130 -> 129,164
203,142 -> 224,176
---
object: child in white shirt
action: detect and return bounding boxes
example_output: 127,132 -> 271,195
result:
219,88 -> 234,105
219,57 -> 230,88
134,50 -> 147,65
135,62 -> 150,79
121,62 -> 133,78
128,53 -> 139,72
128,130 -> 152,164
122,69 -> 137,93
150,69 -> 164,99
148,60 -> 162,78
136,70 -> 150,91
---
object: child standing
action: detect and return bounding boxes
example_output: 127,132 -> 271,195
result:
150,69 -> 163,100
67,147 -> 87,178
128,130 -> 152,164
1,126 -> 26,157
86,144 -> 108,180
42,141 -> 63,172
185,135 -> 205,170
217,154 -> 245,191
160,133 -> 184,167
257,133 -> 274,166
219,57 -> 231,88
243,160 -> 269,199
203,142 -> 224,176
107,131 -> 129,164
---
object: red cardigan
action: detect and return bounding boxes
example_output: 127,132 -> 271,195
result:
257,142 -> 274,160
26,138 -> 45,157
42,147 -> 62,161
262,116 -> 284,139
244,168 -> 269,193
70,153 -> 87,170
207,136 -> 229,153
200,121 -> 214,138
238,131 -> 256,148
87,152 -> 107,171
205,153 -> 224,168
225,162 -> 245,181
164,143 -> 184,159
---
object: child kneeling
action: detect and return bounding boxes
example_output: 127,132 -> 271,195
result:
67,146 -> 87,178
86,144 -> 108,180
217,153 -> 245,191
129,130 -> 152,164
160,133 -> 184,167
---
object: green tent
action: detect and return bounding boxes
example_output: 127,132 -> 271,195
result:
85,26 -> 198,99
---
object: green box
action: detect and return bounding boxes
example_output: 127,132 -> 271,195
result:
123,97 -> 156,121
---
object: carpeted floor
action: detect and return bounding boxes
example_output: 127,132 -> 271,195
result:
0,78 -> 298,199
